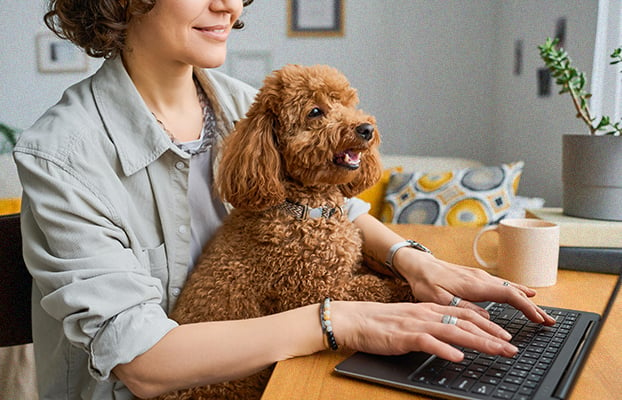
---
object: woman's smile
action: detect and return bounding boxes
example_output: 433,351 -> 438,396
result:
193,24 -> 230,42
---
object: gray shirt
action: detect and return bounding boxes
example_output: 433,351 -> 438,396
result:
13,57 -> 370,399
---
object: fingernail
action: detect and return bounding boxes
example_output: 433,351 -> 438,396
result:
501,330 -> 512,341
506,343 -> 518,354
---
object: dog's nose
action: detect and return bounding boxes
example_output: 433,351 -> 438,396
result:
356,123 -> 374,141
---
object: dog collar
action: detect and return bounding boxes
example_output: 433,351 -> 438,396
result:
275,199 -> 343,220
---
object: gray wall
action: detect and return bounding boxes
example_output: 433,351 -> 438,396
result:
0,1 -> 598,206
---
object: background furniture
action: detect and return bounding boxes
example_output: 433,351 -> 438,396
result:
0,153 -> 22,215
0,213 -> 31,346
360,154 -> 543,223
0,213 -> 38,399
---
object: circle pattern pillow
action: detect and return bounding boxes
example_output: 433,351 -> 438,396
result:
380,161 -> 524,227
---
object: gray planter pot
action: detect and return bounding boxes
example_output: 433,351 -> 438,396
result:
562,134 -> 622,221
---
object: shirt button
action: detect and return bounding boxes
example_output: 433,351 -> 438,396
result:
171,288 -> 181,297
175,161 -> 186,170
178,225 -> 188,234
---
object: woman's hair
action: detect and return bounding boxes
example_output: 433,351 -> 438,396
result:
44,0 -> 254,59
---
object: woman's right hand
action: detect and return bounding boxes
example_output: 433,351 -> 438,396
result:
331,301 -> 518,362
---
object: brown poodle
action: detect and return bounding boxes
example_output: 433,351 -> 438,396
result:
159,64 -> 413,400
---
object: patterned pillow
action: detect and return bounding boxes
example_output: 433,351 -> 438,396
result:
380,161 -> 524,226
357,166 -> 403,219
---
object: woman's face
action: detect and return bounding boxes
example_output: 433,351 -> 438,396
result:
126,0 -> 244,69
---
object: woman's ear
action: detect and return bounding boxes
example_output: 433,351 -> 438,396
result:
216,101 -> 285,211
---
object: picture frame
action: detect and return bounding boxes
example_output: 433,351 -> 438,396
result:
288,0 -> 344,37
227,51 -> 272,89
36,32 -> 88,73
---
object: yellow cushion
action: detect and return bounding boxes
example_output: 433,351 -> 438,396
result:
381,162 -> 524,227
357,166 -> 403,219
0,198 -> 21,216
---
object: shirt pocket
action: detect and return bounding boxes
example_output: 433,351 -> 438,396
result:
142,243 -> 169,300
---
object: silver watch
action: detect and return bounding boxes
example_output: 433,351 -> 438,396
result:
384,240 -> 432,281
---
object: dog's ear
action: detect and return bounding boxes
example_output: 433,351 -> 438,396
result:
339,147 -> 383,198
216,93 -> 286,211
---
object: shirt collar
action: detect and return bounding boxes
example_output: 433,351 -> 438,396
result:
91,57 -> 188,176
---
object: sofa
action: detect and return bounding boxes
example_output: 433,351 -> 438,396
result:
359,154 -> 541,226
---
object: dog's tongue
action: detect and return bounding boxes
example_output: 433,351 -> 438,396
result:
335,150 -> 361,168
344,150 -> 361,165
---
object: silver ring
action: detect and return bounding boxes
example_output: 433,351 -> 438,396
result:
449,296 -> 462,307
441,315 -> 458,325
503,281 -> 510,287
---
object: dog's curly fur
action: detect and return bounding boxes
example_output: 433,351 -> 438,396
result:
158,64 -> 413,400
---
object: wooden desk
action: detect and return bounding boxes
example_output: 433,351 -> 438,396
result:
261,224 -> 621,400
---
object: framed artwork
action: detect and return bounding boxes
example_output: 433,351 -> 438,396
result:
227,51 -> 272,89
36,32 -> 88,73
288,0 -> 344,37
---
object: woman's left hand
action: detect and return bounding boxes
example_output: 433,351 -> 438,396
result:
393,248 -> 557,326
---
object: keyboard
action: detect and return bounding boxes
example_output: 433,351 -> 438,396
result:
409,303 -> 578,399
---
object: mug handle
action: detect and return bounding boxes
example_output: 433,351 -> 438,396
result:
473,225 -> 499,270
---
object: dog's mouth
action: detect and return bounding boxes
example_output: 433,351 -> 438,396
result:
333,149 -> 362,170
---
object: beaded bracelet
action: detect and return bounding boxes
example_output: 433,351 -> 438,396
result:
320,298 -> 339,351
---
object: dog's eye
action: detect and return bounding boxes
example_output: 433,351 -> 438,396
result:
308,107 -> 324,118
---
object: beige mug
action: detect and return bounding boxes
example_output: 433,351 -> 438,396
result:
472,218 -> 560,287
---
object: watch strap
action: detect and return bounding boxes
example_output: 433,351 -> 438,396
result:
384,240 -> 432,281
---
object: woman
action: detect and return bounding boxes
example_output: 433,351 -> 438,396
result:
14,1 -> 554,399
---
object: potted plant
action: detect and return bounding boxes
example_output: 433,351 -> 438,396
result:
539,37 -> 622,221
0,122 -> 20,154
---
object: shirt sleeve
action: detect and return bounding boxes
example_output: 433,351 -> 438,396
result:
14,151 -> 177,381
344,197 -> 371,221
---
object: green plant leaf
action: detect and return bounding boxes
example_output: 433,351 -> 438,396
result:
538,37 -> 622,135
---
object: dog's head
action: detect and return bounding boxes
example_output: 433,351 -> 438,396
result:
217,64 -> 382,210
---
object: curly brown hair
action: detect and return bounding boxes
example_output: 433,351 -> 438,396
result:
44,0 -> 255,59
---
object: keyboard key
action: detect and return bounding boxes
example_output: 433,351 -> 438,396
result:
471,383 -> 495,395
431,371 -> 458,387
498,382 -> 519,392
513,363 -> 531,371
504,376 -> 524,385
451,378 -> 475,391
519,386 -> 534,396
463,370 -> 482,380
509,369 -> 529,378
480,375 -> 501,385
411,371 -> 433,384
486,370 -> 505,379
499,308 -> 518,320
492,389 -> 513,399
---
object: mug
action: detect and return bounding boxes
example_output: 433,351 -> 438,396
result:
473,218 -> 560,287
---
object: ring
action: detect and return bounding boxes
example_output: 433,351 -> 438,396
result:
449,296 -> 462,307
441,315 -> 458,325
503,281 -> 510,287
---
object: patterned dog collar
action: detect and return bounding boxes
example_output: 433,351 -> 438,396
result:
275,199 -> 343,220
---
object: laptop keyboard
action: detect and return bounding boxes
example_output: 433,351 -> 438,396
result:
410,303 -> 578,399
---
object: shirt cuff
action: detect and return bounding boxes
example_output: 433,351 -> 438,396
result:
88,303 -> 178,381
